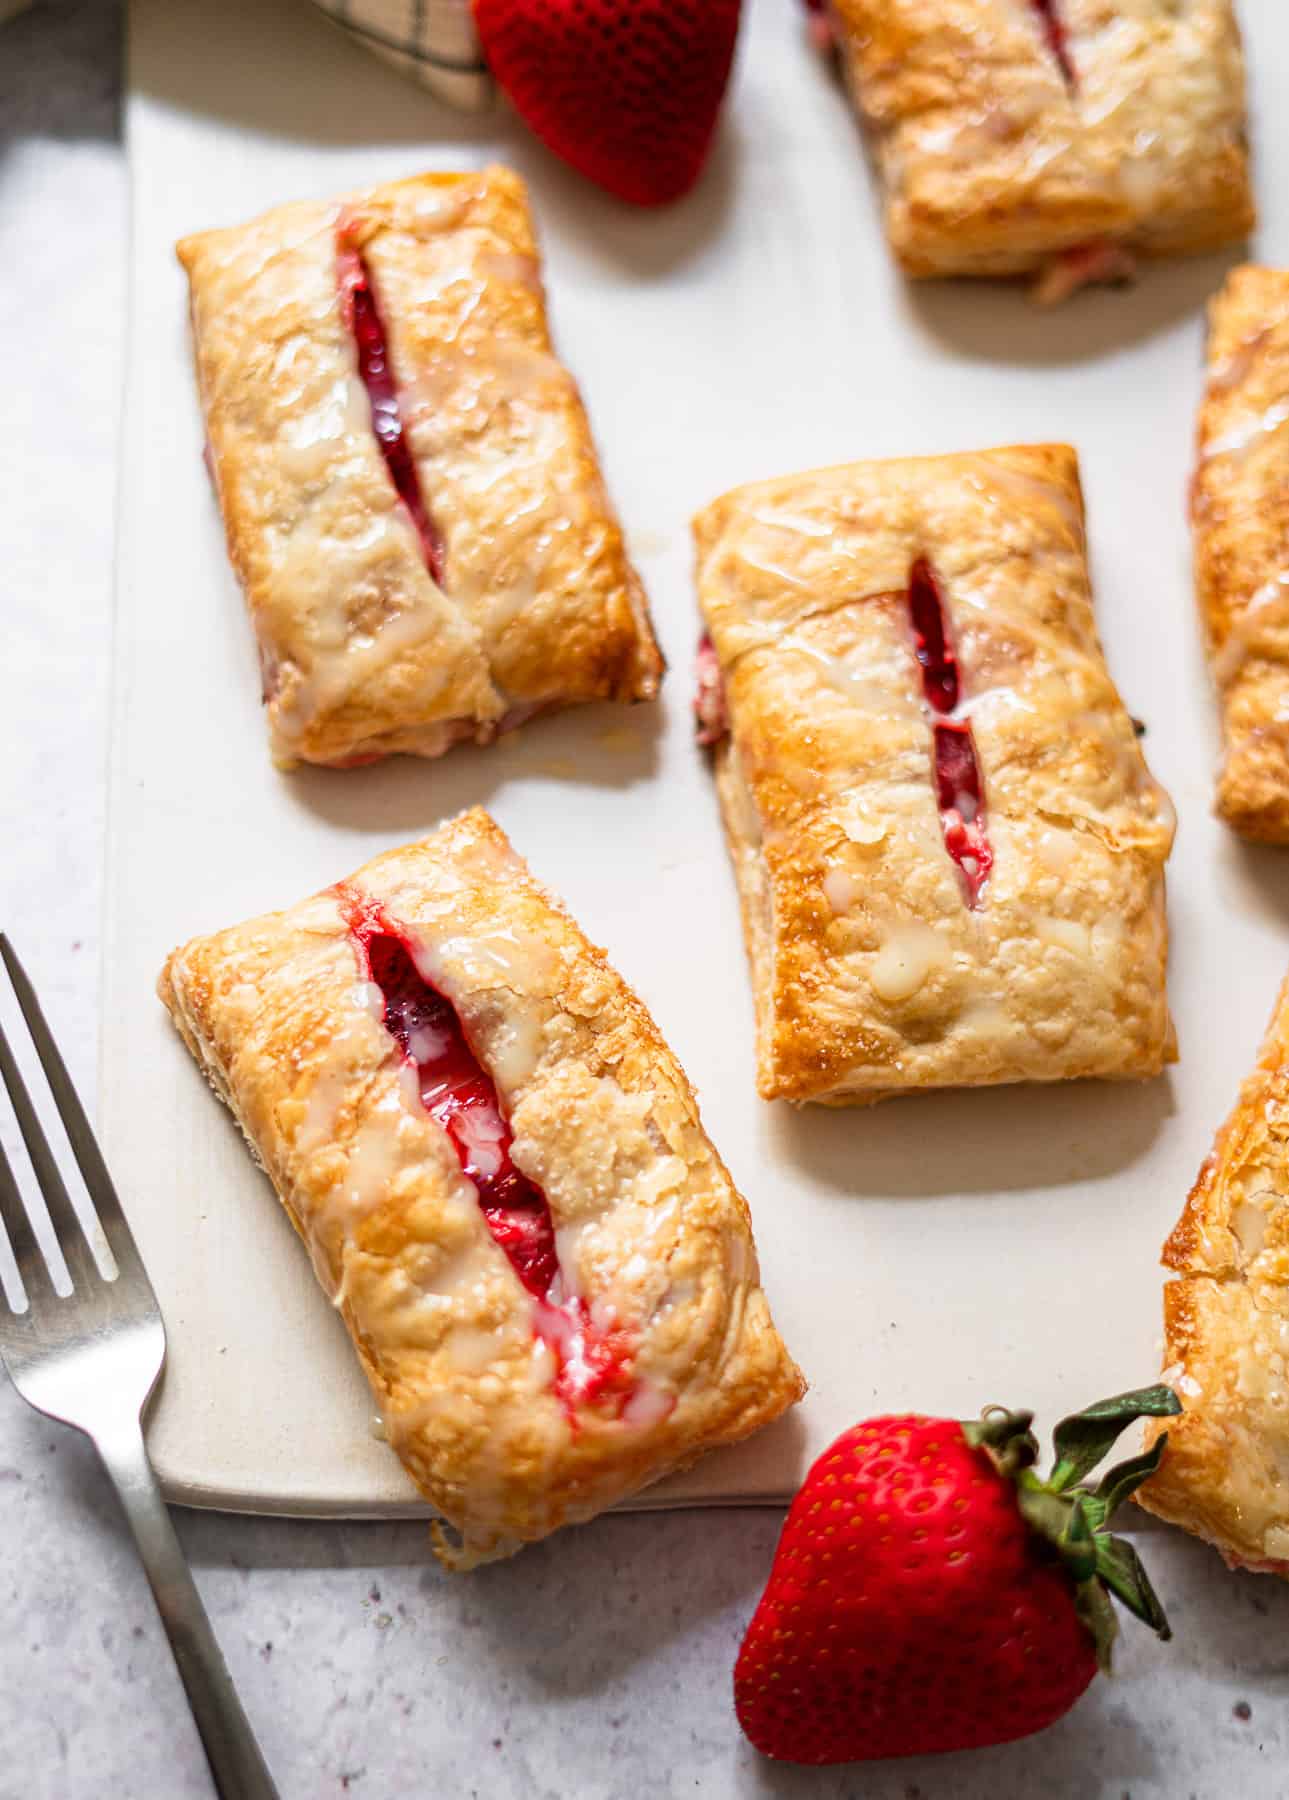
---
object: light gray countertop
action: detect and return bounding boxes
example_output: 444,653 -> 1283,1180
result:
2,4 -> 1288,1796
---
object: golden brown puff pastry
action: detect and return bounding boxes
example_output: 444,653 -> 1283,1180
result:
692,445 -> 1176,1106
158,809 -> 803,1565
826,0 -> 1254,297
1193,266 -> 1289,843
178,167 -> 662,769
1139,976 -> 1289,1577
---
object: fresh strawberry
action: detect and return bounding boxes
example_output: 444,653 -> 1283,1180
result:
735,1386 -> 1181,1764
472,0 -> 741,207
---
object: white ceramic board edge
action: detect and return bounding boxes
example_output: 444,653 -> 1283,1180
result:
103,0 -> 1289,1517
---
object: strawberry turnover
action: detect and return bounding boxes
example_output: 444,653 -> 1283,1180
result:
159,811 -> 803,1566
178,168 -> 661,769
692,446 -> 1175,1105
816,0 -> 1254,297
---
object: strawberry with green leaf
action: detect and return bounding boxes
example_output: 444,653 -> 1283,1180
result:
735,1385 -> 1181,1765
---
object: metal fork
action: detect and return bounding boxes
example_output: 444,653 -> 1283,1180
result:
0,936 -> 279,1800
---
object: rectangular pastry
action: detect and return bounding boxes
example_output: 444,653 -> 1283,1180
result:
826,0 -> 1254,297
159,809 -> 803,1564
693,444 -> 1176,1105
178,166 -> 662,768
1193,265 -> 1289,842
1139,976 -> 1289,1576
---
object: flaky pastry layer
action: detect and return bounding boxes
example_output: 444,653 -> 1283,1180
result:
179,167 -> 661,768
1140,976 -> 1289,1577
829,0 -> 1254,284
693,444 -> 1176,1104
158,810 -> 802,1564
1193,266 -> 1289,843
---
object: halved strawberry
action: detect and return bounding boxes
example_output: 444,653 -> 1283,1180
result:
473,0 -> 741,206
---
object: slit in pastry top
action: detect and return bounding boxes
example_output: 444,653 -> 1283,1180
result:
1029,0 -> 1075,90
337,220 -> 447,588
906,555 -> 993,909
695,555 -> 995,904
339,886 -> 637,1418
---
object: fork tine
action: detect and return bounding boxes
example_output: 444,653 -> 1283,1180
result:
0,936 -> 148,1289
0,995 -> 106,1297
0,1135 -> 60,1309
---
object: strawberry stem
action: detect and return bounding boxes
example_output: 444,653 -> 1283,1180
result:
962,1385 -> 1181,1672
1048,1384 -> 1180,1491
963,1405 -> 1038,1474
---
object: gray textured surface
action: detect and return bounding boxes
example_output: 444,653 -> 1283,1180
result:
2,3 -> 1288,1795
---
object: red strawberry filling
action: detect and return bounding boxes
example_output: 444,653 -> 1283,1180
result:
1031,0 -> 1075,86
339,889 -> 636,1415
1033,240 -> 1139,306
908,556 -> 960,713
934,724 -> 993,906
367,928 -> 560,1298
693,632 -> 729,746
337,226 -> 446,587
907,557 -> 993,907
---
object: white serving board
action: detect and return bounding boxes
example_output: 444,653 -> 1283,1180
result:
105,0 -> 1289,1515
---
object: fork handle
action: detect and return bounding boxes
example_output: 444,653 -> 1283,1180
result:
95,1424 -> 280,1800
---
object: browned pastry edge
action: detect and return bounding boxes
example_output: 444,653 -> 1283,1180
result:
1194,265 -> 1289,843
1139,974 -> 1289,1576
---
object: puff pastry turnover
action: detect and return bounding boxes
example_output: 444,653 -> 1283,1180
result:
158,809 -> 803,1564
1139,976 -> 1289,1577
178,167 -> 661,768
1193,266 -> 1289,843
827,0 -> 1254,296
693,445 -> 1176,1105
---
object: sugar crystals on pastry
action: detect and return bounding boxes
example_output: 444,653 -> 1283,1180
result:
159,809 -> 804,1564
693,444 -> 1176,1105
1193,265 -> 1289,842
178,167 -> 662,768
823,0 -> 1255,299
1139,974 -> 1289,1577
